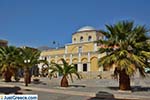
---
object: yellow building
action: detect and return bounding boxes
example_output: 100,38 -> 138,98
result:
39,26 -> 108,78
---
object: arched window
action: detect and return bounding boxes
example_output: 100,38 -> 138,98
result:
88,36 -> 92,41
74,38 -> 76,42
83,63 -> 87,72
78,46 -> 82,53
80,36 -> 83,42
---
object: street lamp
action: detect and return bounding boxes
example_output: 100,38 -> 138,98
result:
24,59 -> 30,86
52,41 -> 60,49
24,59 -> 30,63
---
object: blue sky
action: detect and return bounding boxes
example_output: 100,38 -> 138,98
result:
0,0 -> 150,48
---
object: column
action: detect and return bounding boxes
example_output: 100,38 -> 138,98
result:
94,43 -> 97,51
79,53 -> 81,62
65,46 -> 67,54
78,63 -> 83,72
87,52 -> 91,72
63,55 -> 66,60
70,54 -> 72,64
88,52 -> 90,62
78,53 -> 82,72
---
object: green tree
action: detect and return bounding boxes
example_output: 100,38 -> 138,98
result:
50,58 -> 81,87
97,21 -> 150,90
0,46 -> 19,82
16,47 -> 42,86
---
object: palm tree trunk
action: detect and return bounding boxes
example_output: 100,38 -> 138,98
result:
27,69 -> 31,84
119,69 -> 131,90
28,75 -> 31,84
61,75 -> 68,87
3,68 -> 12,82
24,68 -> 30,86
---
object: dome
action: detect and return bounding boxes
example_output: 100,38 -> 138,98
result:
77,26 -> 96,32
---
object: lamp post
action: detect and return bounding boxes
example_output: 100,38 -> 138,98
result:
52,41 -> 60,49
24,59 -> 30,86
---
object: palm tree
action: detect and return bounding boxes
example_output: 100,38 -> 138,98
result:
16,47 -> 42,86
50,58 -> 81,87
0,46 -> 19,82
97,21 -> 150,90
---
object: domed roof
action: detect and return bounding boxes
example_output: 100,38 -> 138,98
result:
77,26 -> 96,32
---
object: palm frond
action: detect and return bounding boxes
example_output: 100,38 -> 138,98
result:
97,20 -> 150,77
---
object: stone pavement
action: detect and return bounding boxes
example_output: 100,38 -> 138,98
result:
0,76 -> 150,100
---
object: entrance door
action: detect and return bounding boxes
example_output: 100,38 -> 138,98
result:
83,63 -> 87,72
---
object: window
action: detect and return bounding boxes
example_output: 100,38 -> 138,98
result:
88,36 -> 92,41
80,36 -> 83,42
83,63 -> 87,72
74,64 -> 78,71
78,46 -> 82,53
74,38 -> 76,43
44,57 -> 47,61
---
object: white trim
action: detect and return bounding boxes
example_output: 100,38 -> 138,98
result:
65,46 -> 67,54
78,63 -> 83,72
88,52 -> 90,62
66,41 -> 94,46
79,53 -> 81,62
94,43 -> 97,51
70,54 -> 72,64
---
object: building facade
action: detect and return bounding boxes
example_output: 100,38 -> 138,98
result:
0,40 -> 8,47
39,26 -> 110,78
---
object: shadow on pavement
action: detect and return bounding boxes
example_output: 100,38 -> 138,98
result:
0,86 -> 23,94
88,91 -> 115,100
32,81 -> 47,85
132,86 -> 150,92
69,85 -> 86,88
107,86 -> 150,92
107,87 -> 119,90
88,91 -> 139,100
